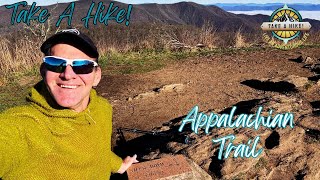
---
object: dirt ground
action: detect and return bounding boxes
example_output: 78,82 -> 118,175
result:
96,46 -> 320,179
97,47 -> 318,135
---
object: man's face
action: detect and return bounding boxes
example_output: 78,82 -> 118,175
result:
43,44 -> 101,112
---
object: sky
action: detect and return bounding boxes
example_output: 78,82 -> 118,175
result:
1,0 -> 320,6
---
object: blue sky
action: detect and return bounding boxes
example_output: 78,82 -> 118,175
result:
1,0 -> 319,6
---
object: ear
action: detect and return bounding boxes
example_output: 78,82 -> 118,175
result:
40,63 -> 46,79
93,67 -> 102,87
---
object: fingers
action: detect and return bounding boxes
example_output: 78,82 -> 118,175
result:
124,154 -> 139,164
132,154 -> 139,163
118,154 -> 139,174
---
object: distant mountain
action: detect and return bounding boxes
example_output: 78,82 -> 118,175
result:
0,1 -> 319,34
131,1 -> 269,33
215,3 -> 320,11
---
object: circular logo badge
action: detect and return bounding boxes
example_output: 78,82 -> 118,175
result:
261,4 -> 311,49
270,4 -> 302,44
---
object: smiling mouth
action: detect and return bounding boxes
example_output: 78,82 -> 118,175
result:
59,84 -> 78,89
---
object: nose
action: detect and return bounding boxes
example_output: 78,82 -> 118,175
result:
59,65 -> 77,80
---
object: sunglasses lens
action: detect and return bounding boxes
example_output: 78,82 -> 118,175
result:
44,57 -> 66,73
72,61 -> 95,74
44,57 -> 96,74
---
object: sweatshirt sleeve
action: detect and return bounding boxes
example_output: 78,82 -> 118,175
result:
0,116 -> 24,177
99,96 -> 123,173
110,151 -> 123,173
0,138 -> 15,177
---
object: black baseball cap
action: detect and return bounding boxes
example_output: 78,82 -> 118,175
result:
41,28 -> 99,59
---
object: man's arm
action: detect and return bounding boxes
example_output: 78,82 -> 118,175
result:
0,119 -> 23,178
109,150 -> 138,174
109,151 -> 139,174
110,151 -> 123,173
102,98 -> 138,174
0,140 -> 16,177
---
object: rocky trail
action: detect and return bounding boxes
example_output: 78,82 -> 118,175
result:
96,47 -> 320,179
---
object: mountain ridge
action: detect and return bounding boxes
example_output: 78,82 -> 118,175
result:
215,3 -> 320,11
0,1 -> 319,33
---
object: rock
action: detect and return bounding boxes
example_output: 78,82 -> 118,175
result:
122,90 -> 319,179
259,94 -> 311,115
186,158 -> 213,180
127,155 -> 212,180
304,56 -> 315,64
158,126 -> 171,131
283,75 -> 309,88
142,149 -> 161,160
222,155 -> 261,179
292,56 -> 318,64
196,44 -> 205,48
133,91 -> 157,100
166,142 -> 189,154
298,116 -> 320,131
128,84 -> 184,100
311,64 -> 320,74
159,84 -> 184,93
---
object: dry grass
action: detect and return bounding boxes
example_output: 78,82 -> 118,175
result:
0,23 -> 221,85
0,19 -> 58,84
1,22 -> 319,85
79,23 -> 219,53
0,38 -> 12,75
0,31 -> 44,84
235,28 -> 249,48
199,22 -> 218,48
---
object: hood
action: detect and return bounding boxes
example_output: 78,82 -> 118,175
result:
26,81 -> 99,135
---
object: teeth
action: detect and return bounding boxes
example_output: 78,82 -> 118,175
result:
60,85 -> 77,89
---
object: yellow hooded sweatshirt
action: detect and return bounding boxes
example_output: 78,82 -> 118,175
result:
0,81 -> 122,179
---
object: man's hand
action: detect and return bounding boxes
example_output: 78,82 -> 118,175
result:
117,154 -> 139,174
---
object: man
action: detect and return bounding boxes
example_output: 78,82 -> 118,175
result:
0,28 -> 137,179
